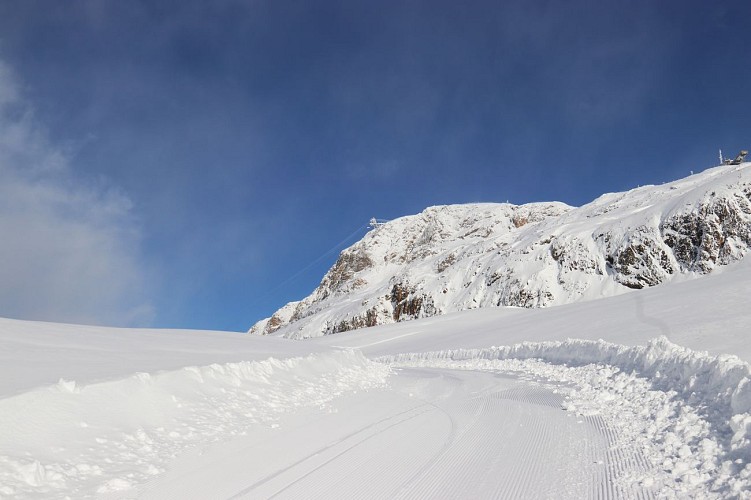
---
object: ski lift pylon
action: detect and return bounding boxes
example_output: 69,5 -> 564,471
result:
369,217 -> 388,229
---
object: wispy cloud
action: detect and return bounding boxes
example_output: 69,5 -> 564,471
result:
0,61 -> 153,326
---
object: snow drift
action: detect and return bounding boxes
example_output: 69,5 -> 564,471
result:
0,350 -> 390,499
253,163 -> 751,339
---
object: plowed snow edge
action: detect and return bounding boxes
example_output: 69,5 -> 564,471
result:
0,351 -> 391,499
378,336 -> 751,498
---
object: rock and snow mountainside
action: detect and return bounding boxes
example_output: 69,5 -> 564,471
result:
252,163 -> 751,339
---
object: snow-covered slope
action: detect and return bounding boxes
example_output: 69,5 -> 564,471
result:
2,258 -> 751,498
4,162 -> 751,498
0,319 -> 329,398
315,256 -> 751,361
253,163 -> 751,339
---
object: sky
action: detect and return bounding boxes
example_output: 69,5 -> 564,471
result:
0,0 -> 749,331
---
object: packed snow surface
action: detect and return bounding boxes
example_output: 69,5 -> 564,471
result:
381,337 -> 751,497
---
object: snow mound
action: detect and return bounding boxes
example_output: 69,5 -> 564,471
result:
0,350 -> 390,499
255,163 -> 751,339
379,337 -> 751,497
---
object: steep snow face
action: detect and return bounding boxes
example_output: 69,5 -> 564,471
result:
253,163 -> 751,339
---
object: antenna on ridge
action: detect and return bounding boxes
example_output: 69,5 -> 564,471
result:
719,149 -> 724,165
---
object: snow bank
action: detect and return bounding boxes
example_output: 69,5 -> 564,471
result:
380,336 -> 751,424
0,350 -> 390,499
379,337 -> 751,497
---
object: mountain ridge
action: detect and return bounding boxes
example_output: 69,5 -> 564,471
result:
252,163 -> 751,339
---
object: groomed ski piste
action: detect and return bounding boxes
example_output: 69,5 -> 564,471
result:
1,255 -> 750,499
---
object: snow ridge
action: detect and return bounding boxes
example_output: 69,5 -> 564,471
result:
253,163 -> 751,339
0,350 -> 390,499
379,336 -> 751,497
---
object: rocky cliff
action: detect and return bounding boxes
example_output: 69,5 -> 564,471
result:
251,163 -> 751,339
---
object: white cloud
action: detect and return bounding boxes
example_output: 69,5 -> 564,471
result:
0,61 -> 153,326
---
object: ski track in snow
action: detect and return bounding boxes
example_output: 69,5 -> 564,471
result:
226,368 -> 610,500
383,346 -> 751,499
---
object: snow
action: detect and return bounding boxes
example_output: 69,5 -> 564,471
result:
0,350 -> 389,498
140,368 -> 613,499
0,318 -> 327,397
2,165 -> 751,498
380,337 -> 751,497
3,258 -> 751,498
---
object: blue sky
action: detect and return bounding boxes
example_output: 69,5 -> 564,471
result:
0,0 -> 749,331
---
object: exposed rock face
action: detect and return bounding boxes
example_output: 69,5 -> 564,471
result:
661,194 -> 751,273
328,306 -> 381,334
316,249 -> 373,300
251,163 -> 751,339
249,301 -> 299,336
600,227 -> 674,289
388,283 -> 436,321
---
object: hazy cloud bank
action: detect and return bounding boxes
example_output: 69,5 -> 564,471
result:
0,61 -> 153,326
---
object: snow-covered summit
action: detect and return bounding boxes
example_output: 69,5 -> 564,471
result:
252,163 -> 751,339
